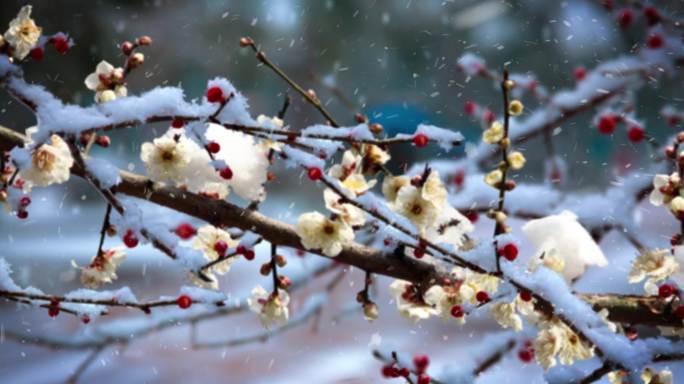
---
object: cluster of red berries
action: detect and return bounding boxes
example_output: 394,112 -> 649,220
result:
497,243 -> 518,262
518,340 -> 535,363
617,7 -> 661,29
381,354 -> 430,383
29,34 -> 70,61
595,113 -> 645,143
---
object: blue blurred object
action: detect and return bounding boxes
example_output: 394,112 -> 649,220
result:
365,103 -> 433,135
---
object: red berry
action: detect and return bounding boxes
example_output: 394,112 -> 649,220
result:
465,210 -> 479,223
307,167 -> 323,181
121,41 -> 134,55
659,284 -> 676,299
413,133 -> 429,148
123,229 -> 139,248
676,305 -> 684,319
244,249 -> 255,260
236,245 -> 246,255
483,109 -> 495,123
219,166 -> 233,180
450,305 -> 464,318
48,306 -> 60,318
214,240 -> 228,256
598,114 -> 617,134
520,290 -> 533,302
206,86 -> 225,103
95,135 -> 110,148
17,210 -> 28,219
413,354 -> 430,373
171,118 -> 185,128
453,170 -> 465,187
518,348 -> 534,363
573,66 -> 586,81
177,294 -> 192,309
644,7 -> 661,26
618,9 -> 633,28
381,364 -> 399,378
498,243 -> 518,261
398,367 -> 410,377
413,247 -> 425,258
476,291 -> 490,303
30,47 -> 44,61
627,125 -> 645,143
206,141 -> 221,154
52,36 -> 69,54
647,34 -> 664,49
175,223 -> 196,240
417,374 -> 431,384
464,101 -> 476,116
81,314 -> 91,324
19,196 -> 31,207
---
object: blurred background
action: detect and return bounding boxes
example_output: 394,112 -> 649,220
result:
1,0 -> 684,383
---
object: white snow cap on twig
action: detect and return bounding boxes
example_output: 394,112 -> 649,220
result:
522,210 -> 607,281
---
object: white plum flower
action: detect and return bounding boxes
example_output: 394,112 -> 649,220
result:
192,225 -> 238,275
84,60 -> 127,103
641,368 -> 673,384
323,189 -> 366,227
75,248 -> 126,289
247,285 -> 290,328
490,301 -> 523,331
534,319 -> 594,370
424,284 -> 468,323
329,150 -> 362,181
629,248 -> 678,294
424,205 -> 475,249
483,121 -> 504,144
650,173 -> 676,206
389,279 -> 439,323
484,169 -> 503,187
295,211 -> 354,257
421,170 -> 447,208
390,184 -> 439,232
382,175 -> 410,202
362,144 -> 390,166
19,134 -> 74,191
141,135 -> 194,183
528,247 -> 566,275
534,325 -> 563,370
522,210 -> 607,281
4,5 -> 41,60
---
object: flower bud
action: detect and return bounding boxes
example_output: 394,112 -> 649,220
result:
369,123 -> 384,134
363,302 -> 379,321
275,254 -> 287,267
129,52 -> 145,67
137,35 -> 152,45
239,36 -> 254,47
259,262 -> 272,276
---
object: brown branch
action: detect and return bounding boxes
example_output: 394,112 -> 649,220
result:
0,127 -> 680,328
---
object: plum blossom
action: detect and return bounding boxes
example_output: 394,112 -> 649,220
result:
390,184 -> 439,232
328,150 -> 376,195
247,285 -> 290,328
382,175 -> 410,202
74,248 -> 126,289
362,144 -> 390,166
141,135 -> 195,183
192,225 -> 237,275
641,368 -> 673,384
650,173 -> 679,206
528,247 -> 566,275
507,151 -> 526,170
84,61 -> 127,103
389,279 -> 439,323
4,5 -> 41,60
323,189 -> 366,227
295,211 -> 354,257
629,248 -> 678,294
19,134 -> 74,191
490,301 -> 523,331
482,121 -> 504,144
534,319 -> 594,370
256,114 -> 286,152
484,169 -> 503,187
